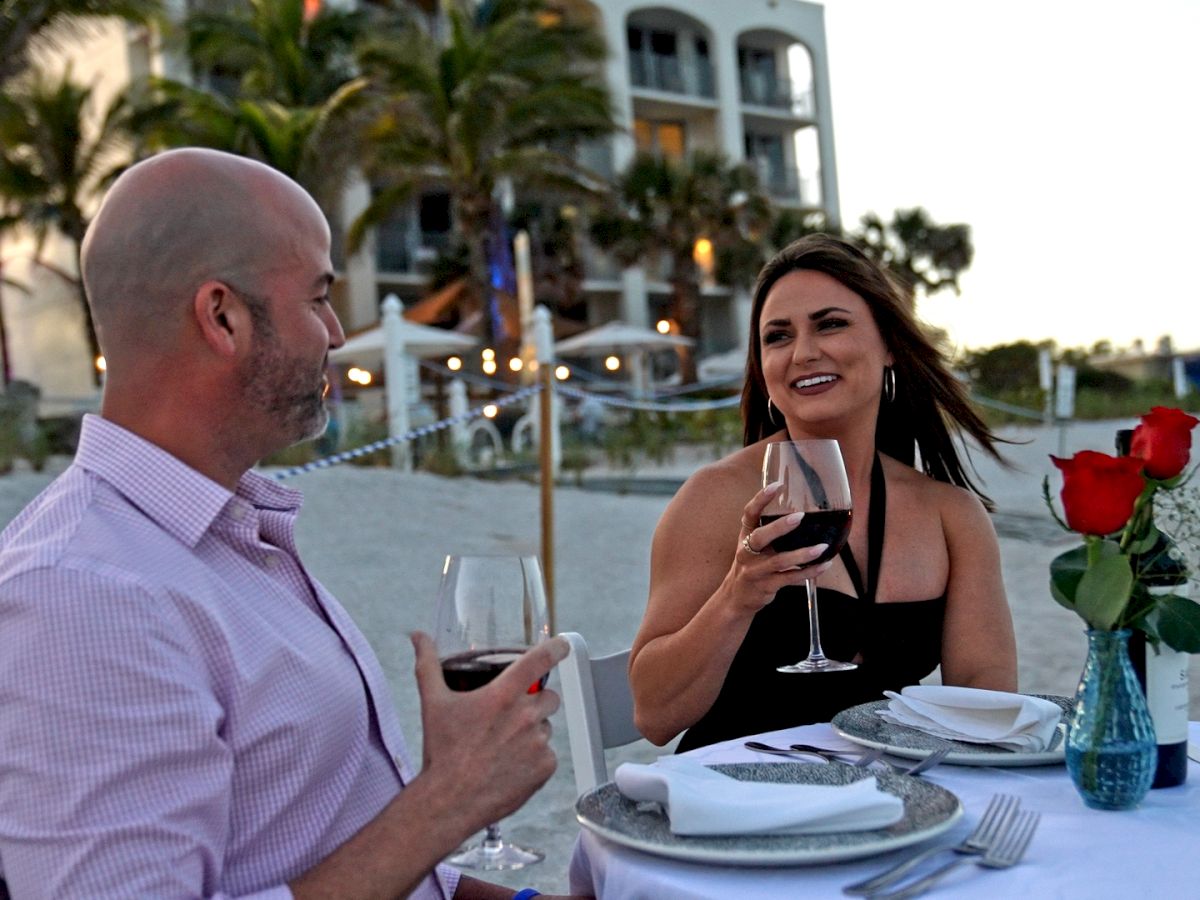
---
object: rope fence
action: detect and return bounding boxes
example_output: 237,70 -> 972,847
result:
273,383 -> 543,481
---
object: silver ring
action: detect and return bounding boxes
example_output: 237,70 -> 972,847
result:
742,534 -> 763,556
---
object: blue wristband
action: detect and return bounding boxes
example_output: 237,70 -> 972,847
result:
512,891 -> 541,900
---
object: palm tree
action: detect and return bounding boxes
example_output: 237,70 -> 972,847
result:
0,0 -> 160,86
589,151 -> 772,382
181,0 -> 366,107
769,205 -> 974,307
128,78 -> 368,218
351,0 -> 616,343
852,208 -> 973,303
0,67 -> 133,383
129,0 -> 370,218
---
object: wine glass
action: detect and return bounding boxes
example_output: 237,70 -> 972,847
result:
761,440 -> 856,673
433,553 -> 550,870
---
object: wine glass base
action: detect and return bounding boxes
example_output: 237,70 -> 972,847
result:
777,658 -> 858,674
446,840 -> 544,871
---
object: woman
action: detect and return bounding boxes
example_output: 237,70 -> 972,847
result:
629,234 -> 1018,751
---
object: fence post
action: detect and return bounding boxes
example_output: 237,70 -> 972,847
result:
381,294 -> 411,471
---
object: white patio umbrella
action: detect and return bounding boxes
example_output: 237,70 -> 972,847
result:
554,320 -> 693,356
328,319 -> 476,366
697,347 -> 747,382
555,321 -> 693,396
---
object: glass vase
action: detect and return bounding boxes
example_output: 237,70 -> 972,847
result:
1065,628 -> 1156,810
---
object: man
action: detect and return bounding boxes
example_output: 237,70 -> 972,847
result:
0,148 -> 571,899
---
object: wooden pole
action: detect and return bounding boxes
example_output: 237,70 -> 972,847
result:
540,362 -> 555,634
533,305 -> 556,633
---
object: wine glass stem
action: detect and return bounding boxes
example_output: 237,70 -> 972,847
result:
482,823 -> 503,855
805,577 -> 829,664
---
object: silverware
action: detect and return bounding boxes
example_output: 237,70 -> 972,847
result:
743,740 -> 833,762
743,741 -> 881,768
1187,742 -> 1200,765
865,809 -> 1040,899
900,747 -> 950,776
842,793 -> 1018,895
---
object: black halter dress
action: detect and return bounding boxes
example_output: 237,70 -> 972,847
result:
676,455 -> 946,752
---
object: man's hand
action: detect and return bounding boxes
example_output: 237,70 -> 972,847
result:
412,631 -> 568,834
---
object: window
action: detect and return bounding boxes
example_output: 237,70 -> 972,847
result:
634,119 -> 686,161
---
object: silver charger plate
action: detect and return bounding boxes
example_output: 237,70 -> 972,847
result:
574,762 -> 961,867
832,695 -> 1074,767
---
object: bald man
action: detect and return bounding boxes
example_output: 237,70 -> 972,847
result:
0,149 -> 572,900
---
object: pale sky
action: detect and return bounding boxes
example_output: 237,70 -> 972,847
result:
817,0 -> 1200,355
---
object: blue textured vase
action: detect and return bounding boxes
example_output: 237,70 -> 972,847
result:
1065,629 -> 1156,810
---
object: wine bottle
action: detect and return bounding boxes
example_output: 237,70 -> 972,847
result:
1117,428 -> 1190,789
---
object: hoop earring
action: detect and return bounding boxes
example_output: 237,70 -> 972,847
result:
766,396 -> 780,425
883,366 -> 897,403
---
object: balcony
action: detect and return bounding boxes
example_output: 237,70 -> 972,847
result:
739,73 -> 814,118
629,51 -> 715,100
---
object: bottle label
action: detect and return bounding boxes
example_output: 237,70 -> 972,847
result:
1147,585 -> 1190,745
1145,644 -> 1189,744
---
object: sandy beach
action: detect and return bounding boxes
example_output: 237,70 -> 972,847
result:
1,416 -> 1196,894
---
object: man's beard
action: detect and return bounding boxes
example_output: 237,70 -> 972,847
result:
242,325 -> 329,448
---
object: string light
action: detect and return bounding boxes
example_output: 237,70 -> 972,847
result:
481,348 -> 496,362
554,365 -> 570,380
483,404 -> 499,418
95,356 -> 107,373
656,319 -> 671,334
446,356 -> 463,372
347,367 -> 372,385
605,355 -> 621,372
508,357 -> 524,372
482,359 -> 498,375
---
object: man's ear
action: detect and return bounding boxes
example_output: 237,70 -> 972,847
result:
193,281 -> 250,357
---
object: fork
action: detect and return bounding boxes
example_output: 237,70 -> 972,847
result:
865,808 -> 1040,899
892,747 -> 951,777
842,793 -> 1018,895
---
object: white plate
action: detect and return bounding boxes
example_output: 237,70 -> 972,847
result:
832,695 -> 1073,767
575,762 -> 962,867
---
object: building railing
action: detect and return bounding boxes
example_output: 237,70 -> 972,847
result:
629,52 -> 715,99
739,74 -> 815,118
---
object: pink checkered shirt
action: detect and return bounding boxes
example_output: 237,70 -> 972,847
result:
0,415 -> 458,899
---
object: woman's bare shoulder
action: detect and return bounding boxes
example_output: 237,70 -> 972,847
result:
672,443 -> 764,506
881,456 -> 991,524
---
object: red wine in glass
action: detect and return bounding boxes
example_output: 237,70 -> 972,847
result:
761,440 -> 856,673
441,649 -> 548,694
433,554 -> 549,870
759,510 -> 852,563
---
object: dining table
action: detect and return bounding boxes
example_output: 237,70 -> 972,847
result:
567,721 -> 1200,898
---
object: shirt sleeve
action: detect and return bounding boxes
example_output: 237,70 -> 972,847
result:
0,566 -> 289,899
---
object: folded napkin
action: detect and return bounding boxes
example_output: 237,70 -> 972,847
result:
877,685 -> 1062,751
613,757 -> 904,836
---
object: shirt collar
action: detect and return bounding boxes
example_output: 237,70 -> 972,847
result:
73,414 -> 304,547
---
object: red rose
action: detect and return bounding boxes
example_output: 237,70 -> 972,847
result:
1130,406 -> 1199,479
1051,451 -> 1145,536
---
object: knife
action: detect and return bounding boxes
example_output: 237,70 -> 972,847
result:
1188,743 -> 1200,766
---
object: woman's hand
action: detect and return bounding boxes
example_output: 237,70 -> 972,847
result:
730,480 -> 834,613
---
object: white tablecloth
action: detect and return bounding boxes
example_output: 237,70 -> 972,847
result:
568,722 -> 1200,898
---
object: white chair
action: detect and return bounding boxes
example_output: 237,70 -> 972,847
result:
558,631 -> 642,797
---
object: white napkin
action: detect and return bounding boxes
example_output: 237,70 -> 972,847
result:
877,685 -> 1062,751
613,757 -> 904,836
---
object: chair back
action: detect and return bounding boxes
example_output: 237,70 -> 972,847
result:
558,631 -> 641,797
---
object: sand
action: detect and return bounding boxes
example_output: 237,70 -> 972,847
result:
1,416 -> 1196,894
